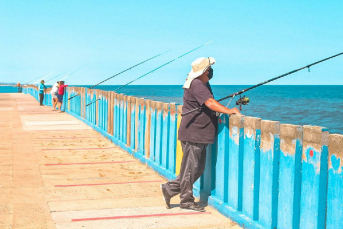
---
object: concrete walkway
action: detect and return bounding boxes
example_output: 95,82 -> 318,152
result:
0,93 -> 240,229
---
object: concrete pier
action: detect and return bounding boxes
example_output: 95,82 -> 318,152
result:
0,93 -> 240,228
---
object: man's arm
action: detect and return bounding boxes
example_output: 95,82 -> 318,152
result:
204,98 -> 241,115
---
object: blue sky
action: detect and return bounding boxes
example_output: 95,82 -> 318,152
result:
1,1 -> 342,85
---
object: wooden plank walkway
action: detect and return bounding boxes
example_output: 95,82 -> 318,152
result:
0,93 -> 241,229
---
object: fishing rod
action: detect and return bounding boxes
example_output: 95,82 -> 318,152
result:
25,73 -> 47,84
68,49 -> 171,101
60,74 -> 69,81
47,65 -> 85,84
18,77 -> 28,83
45,71 -> 68,84
33,72 -> 52,85
85,41 -> 213,107
181,51 -> 343,116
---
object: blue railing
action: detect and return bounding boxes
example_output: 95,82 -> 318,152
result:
0,85 -> 20,93
22,85 -> 343,229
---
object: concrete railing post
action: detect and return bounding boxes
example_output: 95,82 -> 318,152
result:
300,126 -> 329,229
154,102 -> 163,166
149,101 -> 157,162
175,105 -> 183,176
144,100 -> 152,159
161,103 -> 170,169
168,103 -> 177,175
326,134 -> 343,229
228,115 -> 245,211
259,120 -> 281,229
242,117 -> 261,221
278,124 -> 303,229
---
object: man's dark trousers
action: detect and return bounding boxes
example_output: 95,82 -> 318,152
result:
39,93 -> 44,105
164,141 -> 207,207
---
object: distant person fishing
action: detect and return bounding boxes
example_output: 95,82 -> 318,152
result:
38,80 -> 46,106
50,82 -> 59,111
57,81 -> 68,112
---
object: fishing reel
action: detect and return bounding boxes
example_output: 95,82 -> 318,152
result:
236,95 -> 249,111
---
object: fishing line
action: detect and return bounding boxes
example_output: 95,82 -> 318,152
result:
68,49 -> 171,101
182,51 -> 343,116
32,72 -> 52,85
26,73 -> 48,84
45,71 -> 68,83
85,41 -> 213,107
114,41 -> 213,92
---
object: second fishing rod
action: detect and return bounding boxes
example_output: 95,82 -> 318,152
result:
181,51 -> 343,116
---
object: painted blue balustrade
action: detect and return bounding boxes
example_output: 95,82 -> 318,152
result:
122,95 -> 128,144
167,103 -> 177,177
299,126 -> 329,229
227,115 -> 244,211
78,88 -> 82,117
128,96 -> 136,153
20,86 -> 343,229
259,121 -> 280,229
207,114 -> 248,224
115,94 -> 127,149
135,98 -> 146,162
277,124 -> 302,229
119,94 -> 124,144
145,101 -> 176,180
194,142 -> 216,203
0,86 -> 20,93
97,91 -> 102,129
161,103 -> 170,169
123,95 -> 132,153
242,117 -> 262,222
113,93 -> 119,142
87,89 -> 97,125
153,102 -> 163,167
43,91 -> 51,107
144,100 -> 152,159
149,101 -> 157,164
63,89 -> 68,112
100,91 -> 108,132
106,91 -> 114,137
91,90 -> 97,125
85,90 -> 90,122
326,134 -> 343,229
210,114 -> 230,204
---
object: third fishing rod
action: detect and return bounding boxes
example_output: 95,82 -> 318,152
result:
181,51 -> 343,116
68,50 -> 170,101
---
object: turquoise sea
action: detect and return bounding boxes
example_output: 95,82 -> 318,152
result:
76,85 -> 343,135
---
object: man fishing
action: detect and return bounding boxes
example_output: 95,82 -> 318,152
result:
38,80 -> 46,106
161,57 -> 241,212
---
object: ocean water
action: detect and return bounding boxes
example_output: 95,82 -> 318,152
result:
77,85 -> 343,135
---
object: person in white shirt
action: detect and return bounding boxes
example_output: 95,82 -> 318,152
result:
51,82 -> 59,111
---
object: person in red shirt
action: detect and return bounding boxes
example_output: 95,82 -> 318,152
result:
56,81 -> 68,113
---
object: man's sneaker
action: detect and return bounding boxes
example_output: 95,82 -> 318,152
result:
180,202 -> 205,212
161,184 -> 171,209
